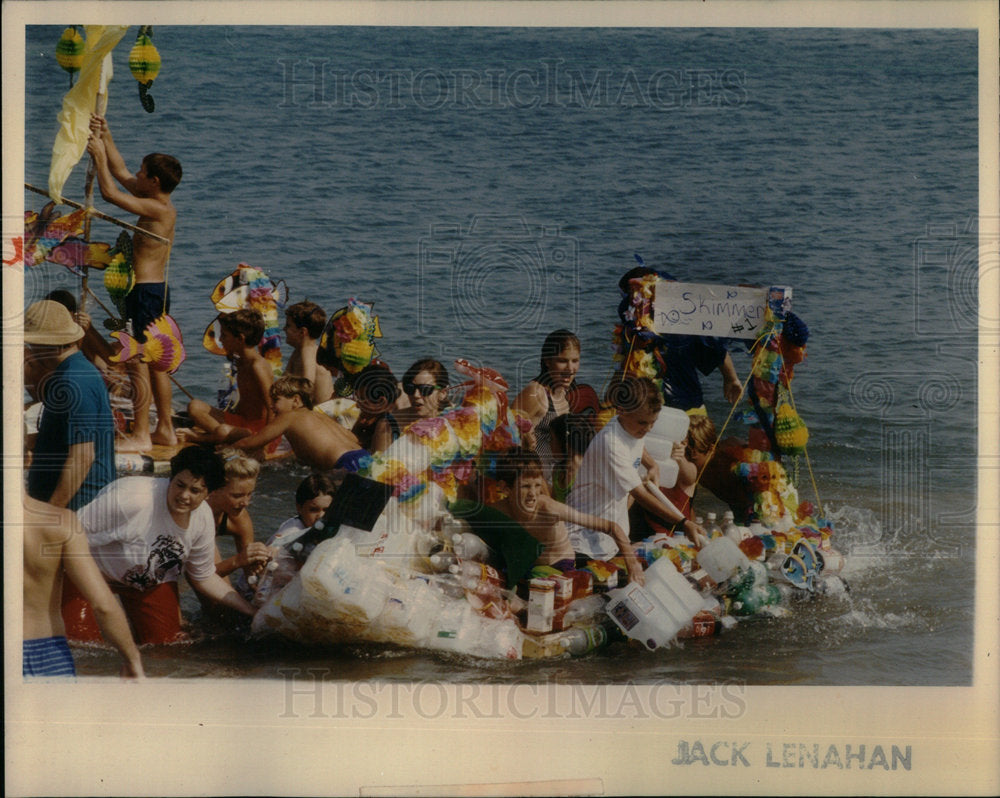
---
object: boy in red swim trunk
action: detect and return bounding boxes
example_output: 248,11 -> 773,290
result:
180,309 -> 275,445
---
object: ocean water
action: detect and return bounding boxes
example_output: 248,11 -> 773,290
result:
21,25 -> 979,685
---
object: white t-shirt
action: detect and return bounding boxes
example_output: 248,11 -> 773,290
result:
78,477 -> 216,590
565,417 -> 645,560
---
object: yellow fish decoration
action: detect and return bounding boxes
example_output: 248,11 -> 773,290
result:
111,314 -> 186,374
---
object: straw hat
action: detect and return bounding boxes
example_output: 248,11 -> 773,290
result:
23,300 -> 84,346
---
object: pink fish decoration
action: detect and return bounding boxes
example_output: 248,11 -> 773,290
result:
111,314 -> 186,374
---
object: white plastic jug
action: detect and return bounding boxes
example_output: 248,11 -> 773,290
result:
374,577 -> 446,646
696,537 -> 752,584
299,538 -> 391,624
641,407 -> 690,488
604,557 -> 704,650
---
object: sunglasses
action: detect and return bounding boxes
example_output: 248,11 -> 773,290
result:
403,383 -> 440,397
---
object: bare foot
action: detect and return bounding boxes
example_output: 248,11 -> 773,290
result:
214,423 -> 236,442
116,433 -> 154,454
151,427 -> 178,447
176,427 -> 209,444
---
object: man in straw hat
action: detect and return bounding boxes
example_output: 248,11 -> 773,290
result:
24,299 -> 115,511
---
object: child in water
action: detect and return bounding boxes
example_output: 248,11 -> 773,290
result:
350,361 -> 402,453
271,474 -> 336,547
230,376 -> 368,472
181,309 -> 274,444
490,449 -> 645,585
208,452 -> 272,582
547,412 -> 595,502
249,474 -> 338,607
283,301 -> 334,406
566,375 -> 706,555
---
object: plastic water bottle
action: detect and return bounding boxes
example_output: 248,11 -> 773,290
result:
251,560 -> 280,608
413,527 -> 446,558
115,452 -> 155,474
721,510 -> 740,542
424,572 -> 466,599
559,622 -> 609,655
452,532 -> 496,563
449,560 -> 502,590
562,594 -> 608,626
428,551 -> 458,573
705,511 -> 723,539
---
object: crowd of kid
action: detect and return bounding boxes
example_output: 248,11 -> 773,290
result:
23,115 -> 745,675
163,286 -> 735,601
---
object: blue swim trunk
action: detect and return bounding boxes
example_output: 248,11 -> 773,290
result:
125,282 -> 170,342
334,448 -> 370,472
23,636 -> 76,677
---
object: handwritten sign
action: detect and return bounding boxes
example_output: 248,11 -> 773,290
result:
653,282 -> 792,339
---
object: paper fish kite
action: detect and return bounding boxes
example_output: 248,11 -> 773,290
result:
319,298 -> 382,375
102,231 -> 135,325
111,313 -> 186,374
23,203 -> 111,273
203,263 -> 286,377
128,26 -> 161,113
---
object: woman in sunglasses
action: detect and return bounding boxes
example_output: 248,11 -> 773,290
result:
393,358 -> 450,432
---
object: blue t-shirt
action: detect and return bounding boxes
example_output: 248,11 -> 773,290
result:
657,335 -> 728,411
27,351 -> 115,510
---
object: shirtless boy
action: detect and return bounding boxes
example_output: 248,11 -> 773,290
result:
180,309 -> 274,445
230,376 -> 368,472
22,493 -> 143,677
491,450 -> 645,585
284,301 -> 334,405
87,114 -> 181,452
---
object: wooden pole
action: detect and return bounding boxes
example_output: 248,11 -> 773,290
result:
24,183 -> 170,245
80,61 -> 109,315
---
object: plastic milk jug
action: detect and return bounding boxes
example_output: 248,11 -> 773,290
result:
604,557 -> 704,650
641,407 -> 689,488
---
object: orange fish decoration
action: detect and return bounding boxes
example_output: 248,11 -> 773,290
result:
23,202 -> 111,273
111,314 -> 186,374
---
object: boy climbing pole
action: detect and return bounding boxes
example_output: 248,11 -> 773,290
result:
87,113 -> 181,452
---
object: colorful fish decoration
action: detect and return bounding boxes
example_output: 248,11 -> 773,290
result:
319,298 -> 382,375
23,203 -> 112,274
47,238 -> 112,275
102,231 -> 135,324
111,313 -> 186,374
128,26 -> 160,112
56,27 -> 85,79
361,360 -> 531,504
203,263 -> 286,378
